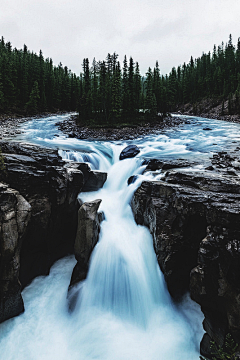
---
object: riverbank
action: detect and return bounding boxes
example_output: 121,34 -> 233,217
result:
0,112 -> 73,140
1,109 -> 240,142
56,114 -> 188,141
177,98 -> 240,124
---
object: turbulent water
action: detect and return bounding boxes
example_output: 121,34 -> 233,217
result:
1,113 -> 240,360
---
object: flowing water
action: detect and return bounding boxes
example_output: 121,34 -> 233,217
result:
1,113 -> 240,360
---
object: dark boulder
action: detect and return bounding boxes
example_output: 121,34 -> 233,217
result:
128,175 -> 138,185
82,171 -> 107,192
119,145 -> 140,160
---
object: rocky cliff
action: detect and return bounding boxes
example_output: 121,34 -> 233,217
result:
0,141 -> 106,323
0,183 -> 31,323
131,154 -> 240,357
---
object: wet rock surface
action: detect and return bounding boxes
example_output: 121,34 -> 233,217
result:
0,138 -> 108,323
128,175 -> 138,185
119,145 -> 140,160
69,199 -> 102,289
82,171 -> 107,192
0,141 -> 86,290
131,154 -> 240,357
0,183 -> 31,323
68,200 -> 103,311
145,158 -> 198,172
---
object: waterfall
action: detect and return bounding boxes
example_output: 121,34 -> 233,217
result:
74,158 -> 166,328
6,112 -> 240,359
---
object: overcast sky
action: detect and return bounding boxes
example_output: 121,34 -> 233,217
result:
1,0 -> 240,76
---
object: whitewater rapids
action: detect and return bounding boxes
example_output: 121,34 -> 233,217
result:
2,112 -> 240,359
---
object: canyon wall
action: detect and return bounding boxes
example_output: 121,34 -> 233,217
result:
132,157 -> 240,357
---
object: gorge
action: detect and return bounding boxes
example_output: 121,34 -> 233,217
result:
1,113 -> 240,359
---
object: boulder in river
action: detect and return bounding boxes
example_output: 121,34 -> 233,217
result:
82,171 -> 107,192
128,175 -> 138,185
119,145 -> 140,160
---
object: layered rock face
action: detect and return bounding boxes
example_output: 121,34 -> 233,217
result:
0,183 -> 31,322
69,199 -> 102,289
0,141 -> 86,288
131,168 -> 240,357
0,141 -> 107,323
67,200 -> 103,312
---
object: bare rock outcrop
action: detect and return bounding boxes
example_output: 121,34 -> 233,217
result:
131,167 -> 240,357
0,183 -> 31,322
0,141 -> 86,288
0,140 -> 108,323
69,199 -> 102,289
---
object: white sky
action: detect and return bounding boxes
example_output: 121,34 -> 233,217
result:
1,0 -> 240,76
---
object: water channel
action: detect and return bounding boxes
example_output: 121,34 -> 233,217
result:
1,113 -> 240,360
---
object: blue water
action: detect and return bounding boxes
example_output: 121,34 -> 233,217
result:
1,113 -> 239,360
16,113 -> 240,163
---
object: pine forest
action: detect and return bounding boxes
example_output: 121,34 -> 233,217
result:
1,35 -> 240,123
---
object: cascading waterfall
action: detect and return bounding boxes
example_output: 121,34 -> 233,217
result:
74,158 -> 165,328
3,112 -> 240,359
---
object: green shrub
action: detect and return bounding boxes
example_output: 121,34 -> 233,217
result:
200,334 -> 238,360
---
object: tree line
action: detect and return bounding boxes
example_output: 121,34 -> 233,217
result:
78,34 -> 240,124
1,34 -> 240,120
0,37 -> 80,114
164,34 -> 240,114
78,54 -> 165,125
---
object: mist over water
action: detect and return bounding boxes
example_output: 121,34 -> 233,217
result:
2,113 -> 240,359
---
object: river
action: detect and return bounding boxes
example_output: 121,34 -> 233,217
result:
1,113 -> 240,360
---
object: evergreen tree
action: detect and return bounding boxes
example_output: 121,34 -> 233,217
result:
145,67 -> 157,120
111,61 -> 122,122
91,57 -> 99,121
79,58 -> 92,122
153,61 -> 162,113
122,55 -> 129,119
128,56 -> 135,120
134,61 -> 142,117
99,60 -> 108,123
0,73 -> 4,111
25,80 -> 40,114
